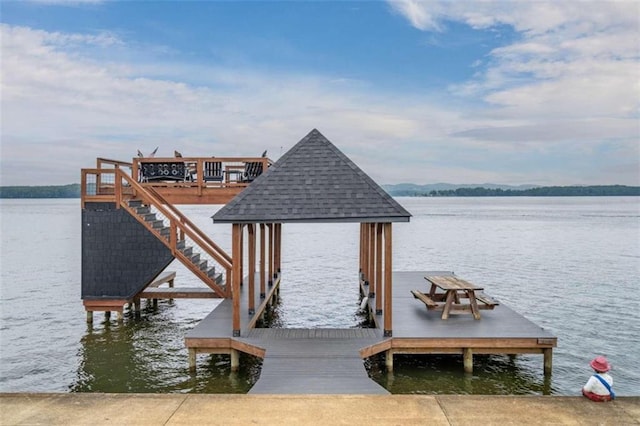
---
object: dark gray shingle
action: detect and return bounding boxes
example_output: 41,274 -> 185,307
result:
212,129 -> 411,223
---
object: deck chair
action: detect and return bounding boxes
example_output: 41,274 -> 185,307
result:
204,161 -> 224,182
242,161 -> 263,182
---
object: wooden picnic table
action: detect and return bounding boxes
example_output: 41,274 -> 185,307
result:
424,275 -> 484,320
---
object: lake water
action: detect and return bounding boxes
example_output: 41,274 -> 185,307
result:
1,197 -> 638,395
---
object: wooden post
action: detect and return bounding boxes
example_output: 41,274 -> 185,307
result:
188,348 -> 196,372
117,311 -> 124,322
260,223 -> 266,298
230,349 -> 240,372
86,311 -> 93,324
248,224 -> 256,315
359,223 -> 365,281
375,223 -> 383,315
368,224 -> 375,299
268,223 -> 273,287
274,223 -> 281,275
543,348 -> 553,375
385,349 -> 394,372
463,348 -> 473,373
104,311 -> 111,320
232,224 -> 242,336
239,224 -> 244,286
383,223 -> 393,336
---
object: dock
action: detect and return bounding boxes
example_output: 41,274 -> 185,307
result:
184,269 -> 555,394
81,130 -> 557,395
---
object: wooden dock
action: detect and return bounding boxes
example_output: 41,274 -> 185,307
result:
184,270 -> 556,394
244,328 -> 388,394
361,271 -> 556,373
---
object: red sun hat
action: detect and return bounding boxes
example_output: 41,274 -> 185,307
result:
590,356 -> 611,372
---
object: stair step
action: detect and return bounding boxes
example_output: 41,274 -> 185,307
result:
177,240 -> 186,250
160,227 -> 170,237
181,246 -> 193,256
212,273 -> 223,285
151,220 -> 164,229
190,253 -> 200,263
142,213 -> 156,221
207,266 -> 217,277
128,200 -> 143,208
196,259 -> 208,270
136,206 -> 150,215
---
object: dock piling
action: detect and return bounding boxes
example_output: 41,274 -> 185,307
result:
463,348 -> 473,373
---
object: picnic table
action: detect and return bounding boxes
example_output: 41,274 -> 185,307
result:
411,275 -> 498,320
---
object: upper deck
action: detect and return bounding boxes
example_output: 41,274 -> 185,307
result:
81,156 -> 271,206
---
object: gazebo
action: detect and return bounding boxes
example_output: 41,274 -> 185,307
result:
212,129 -> 411,337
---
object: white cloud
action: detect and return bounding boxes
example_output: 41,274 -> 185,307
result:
0,24 -> 467,185
390,1 -> 639,184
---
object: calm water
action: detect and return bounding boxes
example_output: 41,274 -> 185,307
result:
0,197 -> 638,395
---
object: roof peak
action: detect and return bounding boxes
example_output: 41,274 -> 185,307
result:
213,129 -> 411,223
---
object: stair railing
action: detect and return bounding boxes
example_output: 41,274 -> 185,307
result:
115,169 -> 232,297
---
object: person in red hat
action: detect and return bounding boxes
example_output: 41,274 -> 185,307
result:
582,356 -> 615,401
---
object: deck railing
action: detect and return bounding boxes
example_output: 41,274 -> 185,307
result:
81,156 -> 270,206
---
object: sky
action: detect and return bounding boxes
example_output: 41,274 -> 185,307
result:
1,0 -> 639,187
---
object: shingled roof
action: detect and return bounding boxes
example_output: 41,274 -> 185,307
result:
212,129 -> 411,223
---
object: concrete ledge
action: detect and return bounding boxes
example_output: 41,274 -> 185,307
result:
1,393 -> 638,425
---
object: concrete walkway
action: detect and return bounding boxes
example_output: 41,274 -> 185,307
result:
1,393 -> 638,425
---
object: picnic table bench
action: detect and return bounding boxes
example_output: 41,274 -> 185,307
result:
412,275 -> 499,320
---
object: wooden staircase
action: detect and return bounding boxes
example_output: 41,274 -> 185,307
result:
116,170 -> 233,298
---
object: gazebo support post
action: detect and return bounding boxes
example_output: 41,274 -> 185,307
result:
248,224 -> 256,315
259,223 -> 266,298
375,223 -> 383,315
268,223 -> 273,287
232,223 -> 242,336
383,223 -> 393,337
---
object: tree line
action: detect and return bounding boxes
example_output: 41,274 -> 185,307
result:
0,184 -> 81,198
0,183 -> 638,198
421,185 -> 639,197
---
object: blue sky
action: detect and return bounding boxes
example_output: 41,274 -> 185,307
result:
1,1 -> 638,186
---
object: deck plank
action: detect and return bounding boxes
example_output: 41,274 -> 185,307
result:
244,329 -> 388,394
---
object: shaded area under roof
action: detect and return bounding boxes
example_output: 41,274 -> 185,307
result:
212,129 -> 411,224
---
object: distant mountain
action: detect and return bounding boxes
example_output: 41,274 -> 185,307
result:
383,183 -> 538,196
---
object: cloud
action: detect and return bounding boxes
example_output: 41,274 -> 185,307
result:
1,2 -> 639,188
389,1 -> 639,184
0,24 -> 467,185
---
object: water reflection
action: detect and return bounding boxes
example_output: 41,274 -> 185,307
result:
368,354 -> 555,395
70,301 -> 261,393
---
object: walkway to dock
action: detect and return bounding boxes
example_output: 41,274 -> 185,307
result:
3,393 -> 638,425
242,328 -> 388,394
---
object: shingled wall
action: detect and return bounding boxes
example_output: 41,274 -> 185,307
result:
81,202 -> 174,300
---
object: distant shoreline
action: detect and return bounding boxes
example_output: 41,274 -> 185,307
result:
0,183 -> 639,198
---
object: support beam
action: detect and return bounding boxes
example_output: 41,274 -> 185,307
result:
463,348 -> 473,373
188,348 -> 196,372
232,223 -> 242,337
383,223 -> 393,337
230,349 -> 240,372
86,311 -> 93,324
259,223 -> 266,298
385,349 -> 394,372
375,223 -> 383,315
274,223 -> 282,275
543,348 -> 553,375
248,224 -> 256,315
267,223 -> 274,286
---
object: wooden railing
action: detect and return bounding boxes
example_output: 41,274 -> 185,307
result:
115,169 -> 232,297
133,156 -> 270,187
